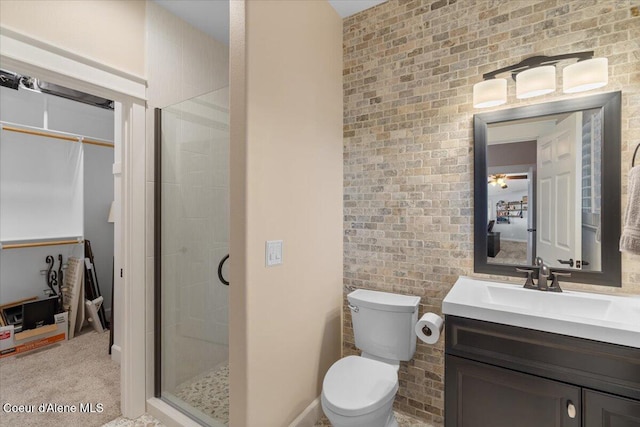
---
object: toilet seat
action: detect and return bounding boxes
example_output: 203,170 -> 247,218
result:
322,356 -> 398,417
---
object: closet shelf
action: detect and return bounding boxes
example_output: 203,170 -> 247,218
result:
0,237 -> 84,250
0,121 -> 114,148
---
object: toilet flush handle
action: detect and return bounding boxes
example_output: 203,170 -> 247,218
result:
348,303 -> 359,313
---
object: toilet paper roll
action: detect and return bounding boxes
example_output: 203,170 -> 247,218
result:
415,313 -> 444,345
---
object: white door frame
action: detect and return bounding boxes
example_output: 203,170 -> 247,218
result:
0,28 -> 148,418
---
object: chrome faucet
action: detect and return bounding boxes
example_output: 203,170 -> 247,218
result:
516,257 -> 569,292
536,257 -> 550,291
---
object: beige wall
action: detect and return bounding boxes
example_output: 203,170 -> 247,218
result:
0,0 -> 146,78
343,0 -> 640,424
230,0 -> 344,425
144,0 -> 230,400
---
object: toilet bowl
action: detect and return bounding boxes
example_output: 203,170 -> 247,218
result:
321,356 -> 399,427
321,289 -> 420,427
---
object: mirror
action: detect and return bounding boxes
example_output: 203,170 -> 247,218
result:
474,91 -> 621,286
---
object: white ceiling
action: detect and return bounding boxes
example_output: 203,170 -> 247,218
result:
154,0 -> 230,45
487,177 -> 529,197
153,0 -> 388,46
328,0 -> 388,17
487,112 -> 572,145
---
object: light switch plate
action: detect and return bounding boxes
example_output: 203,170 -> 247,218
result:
266,240 -> 283,266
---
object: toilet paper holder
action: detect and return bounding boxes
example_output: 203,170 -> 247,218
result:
420,325 -> 433,337
415,312 -> 444,344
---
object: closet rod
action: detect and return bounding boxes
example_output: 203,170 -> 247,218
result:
1,239 -> 84,250
2,125 -> 77,142
0,123 -> 114,148
83,138 -> 115,148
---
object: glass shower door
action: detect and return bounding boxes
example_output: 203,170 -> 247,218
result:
155,87 -> 229,426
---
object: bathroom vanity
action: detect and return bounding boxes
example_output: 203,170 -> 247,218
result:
442,277 -> 640,427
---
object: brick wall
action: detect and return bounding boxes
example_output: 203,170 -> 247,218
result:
342,0 -> 639,424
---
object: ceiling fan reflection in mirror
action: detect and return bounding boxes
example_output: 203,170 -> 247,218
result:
487,173 -> 527,189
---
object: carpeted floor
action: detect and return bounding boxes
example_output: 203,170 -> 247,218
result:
490,240 -> 528,265
0,330 -> 119,427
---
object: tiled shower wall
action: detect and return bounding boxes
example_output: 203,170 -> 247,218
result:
342,0 -> 639,424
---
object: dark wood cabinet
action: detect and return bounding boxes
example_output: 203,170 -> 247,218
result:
446,355 -> 581,427
584,390 -> 640,427
445,316 -> 640,427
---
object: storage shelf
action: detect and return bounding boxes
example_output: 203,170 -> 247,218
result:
496,200 -> 528,219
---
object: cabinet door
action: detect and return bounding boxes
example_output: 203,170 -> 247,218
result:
584,389 -> 640,427
446,355 -> 581,427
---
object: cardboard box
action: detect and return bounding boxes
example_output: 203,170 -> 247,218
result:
0,312 -> 68,358
0,297 -> 37,327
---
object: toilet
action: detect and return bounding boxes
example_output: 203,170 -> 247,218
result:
321,289 -> 421,427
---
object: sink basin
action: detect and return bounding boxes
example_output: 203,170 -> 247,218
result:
486,285 -> 613,320
442,276 -> 640,348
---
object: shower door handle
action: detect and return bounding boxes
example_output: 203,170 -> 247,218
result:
218,254 -> 229,286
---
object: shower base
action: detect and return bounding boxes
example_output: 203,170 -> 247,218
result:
170,362 -> 229,426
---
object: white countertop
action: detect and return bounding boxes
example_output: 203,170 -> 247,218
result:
442,276 -> 640,348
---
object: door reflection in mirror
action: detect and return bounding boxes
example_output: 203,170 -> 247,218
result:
486,108 -> 602,271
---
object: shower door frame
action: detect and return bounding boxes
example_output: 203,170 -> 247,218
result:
154,108 -> 162,396
153,90 -> 230,425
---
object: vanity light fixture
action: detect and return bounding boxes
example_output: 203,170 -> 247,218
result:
473,51 -> 608,108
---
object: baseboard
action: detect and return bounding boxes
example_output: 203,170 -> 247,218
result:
289,396 -> 323,427
111,344 -> 121,364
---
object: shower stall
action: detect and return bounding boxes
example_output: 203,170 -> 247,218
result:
155,87 -> 230,426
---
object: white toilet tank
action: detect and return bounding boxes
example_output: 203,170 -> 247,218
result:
348,289 -> 421,362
